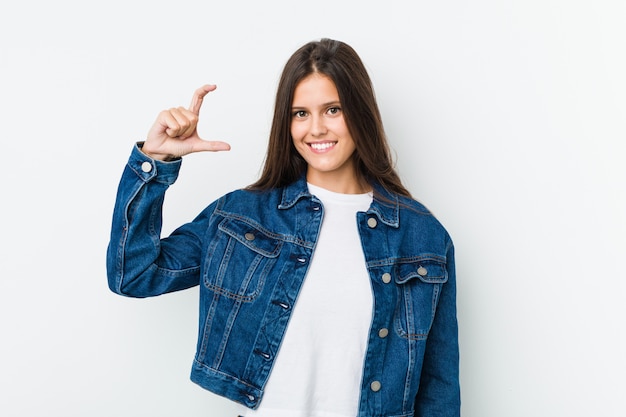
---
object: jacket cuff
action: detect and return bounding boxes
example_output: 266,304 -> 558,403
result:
128,142 -> 182,185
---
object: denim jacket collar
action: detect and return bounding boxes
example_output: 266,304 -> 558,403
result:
278,175 -> 400,228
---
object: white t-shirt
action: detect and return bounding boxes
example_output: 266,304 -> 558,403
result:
239,184 -> 374,417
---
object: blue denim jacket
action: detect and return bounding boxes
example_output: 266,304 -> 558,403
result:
107,144 -> 460,417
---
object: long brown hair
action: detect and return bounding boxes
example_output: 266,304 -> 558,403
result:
247,38 -> 411,198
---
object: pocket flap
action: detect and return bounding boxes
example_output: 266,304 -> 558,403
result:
395,258 -> 448,284
218,218 -> 282,258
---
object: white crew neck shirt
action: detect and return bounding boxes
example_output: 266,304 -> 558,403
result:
239,183 -> 374,417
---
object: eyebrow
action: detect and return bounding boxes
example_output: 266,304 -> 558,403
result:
291,100 -> 341,110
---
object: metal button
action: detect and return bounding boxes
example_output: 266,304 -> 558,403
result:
141,161 -> 152,173
273,300 -> 290,310
255,350 -> 271,359
381,273 -> 392,284
370,381 -> 382,392
367,217 -> 378,228
244,232 -> 255,241
417,266 -> 428,276
378,328 -> 389,338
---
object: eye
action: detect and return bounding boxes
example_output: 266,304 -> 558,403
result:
327,106 -> 341,115
293,110 -> 308,118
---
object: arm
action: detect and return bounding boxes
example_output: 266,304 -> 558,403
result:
414,240 -> 461,416
106,85 -> 230,297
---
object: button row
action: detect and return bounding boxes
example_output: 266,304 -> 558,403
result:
371,267 -> 390,394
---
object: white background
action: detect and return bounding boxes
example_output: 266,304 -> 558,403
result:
1,1 -> 624,416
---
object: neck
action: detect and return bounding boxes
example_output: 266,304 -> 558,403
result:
306,170 -> 371,194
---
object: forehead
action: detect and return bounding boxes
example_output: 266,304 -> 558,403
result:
292,73 -> 339,105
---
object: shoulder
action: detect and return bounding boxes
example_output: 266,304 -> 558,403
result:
397,194 -> 452,241
397,194 -> 433,216
211,187 -> 286,223
218,187 -> 282,206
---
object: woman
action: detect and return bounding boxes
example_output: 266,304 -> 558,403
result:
107,38 -> 460,417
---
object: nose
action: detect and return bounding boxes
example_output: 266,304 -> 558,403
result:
310,115 -> 328,137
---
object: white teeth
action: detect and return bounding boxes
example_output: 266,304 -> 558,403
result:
310,142 -> 336,150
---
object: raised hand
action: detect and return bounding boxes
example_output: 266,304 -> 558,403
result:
142,85 -> 231,161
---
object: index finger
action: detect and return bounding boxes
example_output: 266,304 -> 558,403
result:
189,84 -> 217,115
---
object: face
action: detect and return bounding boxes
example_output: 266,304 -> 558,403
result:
291,73 -> 360,193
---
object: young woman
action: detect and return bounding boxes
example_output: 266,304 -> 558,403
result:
107,38 -> 460,417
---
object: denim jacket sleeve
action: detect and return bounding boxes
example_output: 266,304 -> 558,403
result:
414,240 -> 461,416
106,144 -> 213,297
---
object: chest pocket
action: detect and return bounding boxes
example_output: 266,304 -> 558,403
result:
203,217 -> 283,302
394,258 -> 448,340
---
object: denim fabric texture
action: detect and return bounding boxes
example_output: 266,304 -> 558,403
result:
107,144 -> 461,417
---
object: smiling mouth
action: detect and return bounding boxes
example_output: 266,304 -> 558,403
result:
309,141 -> 337,151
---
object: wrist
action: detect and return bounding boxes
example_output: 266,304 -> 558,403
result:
137,142 -> 179,162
